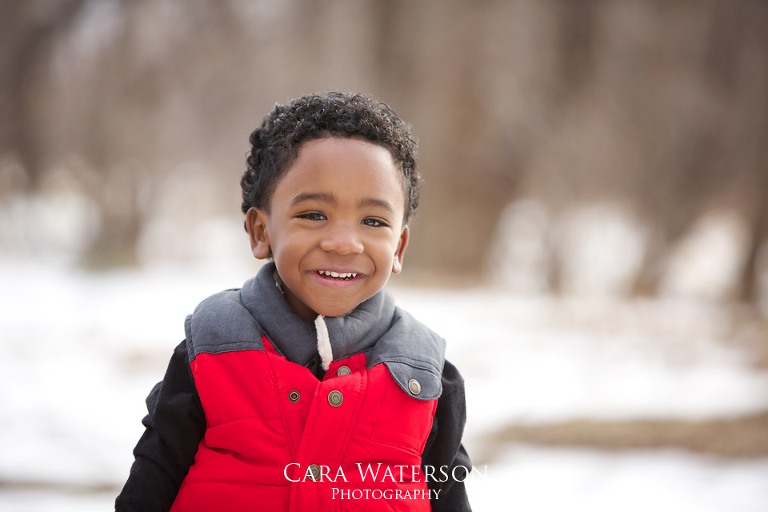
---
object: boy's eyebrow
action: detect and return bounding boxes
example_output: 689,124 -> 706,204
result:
290,192 -> 335,206
291,192 -> 396,214
358,197 -> 396,214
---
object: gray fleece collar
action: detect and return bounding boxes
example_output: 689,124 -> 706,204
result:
240,262 -> 397,367
186,262 -> 446,400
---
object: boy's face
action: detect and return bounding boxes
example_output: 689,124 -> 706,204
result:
246,137 -> 409,323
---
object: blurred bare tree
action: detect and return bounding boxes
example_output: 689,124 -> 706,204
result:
1,0 -> 767,301
0,0 -> 86,189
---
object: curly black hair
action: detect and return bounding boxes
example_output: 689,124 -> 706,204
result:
240,92 -> 420,225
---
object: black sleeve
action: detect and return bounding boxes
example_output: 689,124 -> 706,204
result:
115,341 -> 206,512
422,360 -> 472,512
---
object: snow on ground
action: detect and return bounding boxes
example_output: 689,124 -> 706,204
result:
465,446 -> 768,512
1,260 -> 767,511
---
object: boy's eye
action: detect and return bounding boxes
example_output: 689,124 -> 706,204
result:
362,218 -> 388,227
299,212 -> 326,221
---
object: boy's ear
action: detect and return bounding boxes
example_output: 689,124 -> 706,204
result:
246,207 -> 271,259
392,225 -> 410,274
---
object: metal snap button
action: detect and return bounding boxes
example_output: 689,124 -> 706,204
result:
336,365 -> 351,377
327,390 -> 343,407
408,378 -> 421,396
308,464 -> 321,481
288,390 -> 300,402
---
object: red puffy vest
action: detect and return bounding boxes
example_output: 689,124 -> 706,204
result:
170,336 -> 438,511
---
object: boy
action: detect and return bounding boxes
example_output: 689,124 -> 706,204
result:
115,93 -> 472,511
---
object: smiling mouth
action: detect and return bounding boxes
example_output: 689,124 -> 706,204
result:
317,270 -> 359,280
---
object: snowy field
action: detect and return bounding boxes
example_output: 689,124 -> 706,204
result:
1,260 -> 768,511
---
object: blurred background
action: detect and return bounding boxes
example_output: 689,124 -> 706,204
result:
1,0 -> 768,510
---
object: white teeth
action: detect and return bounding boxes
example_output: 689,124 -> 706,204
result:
319,270 -> 357,279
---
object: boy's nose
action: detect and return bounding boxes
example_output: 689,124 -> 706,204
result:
320,224 -> 364,255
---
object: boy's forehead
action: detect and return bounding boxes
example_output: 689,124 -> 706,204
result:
276,138 -> 405,203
